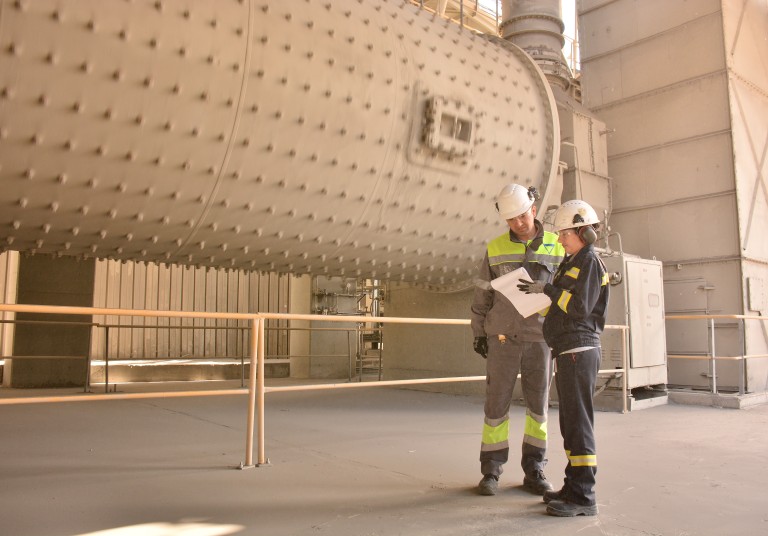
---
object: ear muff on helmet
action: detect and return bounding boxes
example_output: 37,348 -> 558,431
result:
553,199 -> 601,233
578,225 -> 597,245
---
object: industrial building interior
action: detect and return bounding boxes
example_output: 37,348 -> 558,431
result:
1,0 -> 767,535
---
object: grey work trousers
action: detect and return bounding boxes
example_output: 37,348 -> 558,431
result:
480,338 -> 552,478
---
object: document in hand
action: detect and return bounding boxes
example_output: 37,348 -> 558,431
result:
490,267 -> 552,318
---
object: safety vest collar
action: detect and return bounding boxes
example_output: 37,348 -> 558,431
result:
487,229 -> 565,267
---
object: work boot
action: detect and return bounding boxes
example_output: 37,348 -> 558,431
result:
522,469 -> 554,494
543,487 -> 566,504
477,474 -> 499,496
546,499 -> 598,517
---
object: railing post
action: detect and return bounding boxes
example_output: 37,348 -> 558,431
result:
709,318 -> 717,395
257,316 -> 267,465
245,317 -> 259,467
356,324 -> 362,382
104,326 -> 110,394
739,317 -> 746,396
244,316 -> 267,467
621,327 -> 628,414
378,326 -> 383,381
84,324 -> 92,393
241,324 -> 246,388
347,329 -> 353,383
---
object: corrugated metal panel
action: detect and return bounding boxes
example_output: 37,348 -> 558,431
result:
164,267 -> 179,357
105,261 -> 121,357
118,262 -> 134,358
131,263 -> 146,357
236,271 -> 250,357
260,273 -> 274,357
91,260 -> 107,360
279,275 -> 290,357
145,265 -> 158,357
193,268 -> 206,356
90,261 -> 290,360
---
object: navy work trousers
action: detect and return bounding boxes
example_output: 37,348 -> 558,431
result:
554,347 -> 601,506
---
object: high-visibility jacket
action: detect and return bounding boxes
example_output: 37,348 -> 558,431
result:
471,222 -> 565,342
542,244 -> 610,355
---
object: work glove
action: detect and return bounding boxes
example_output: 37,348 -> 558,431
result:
517,279 -> 546,294
473,336 -> 488,359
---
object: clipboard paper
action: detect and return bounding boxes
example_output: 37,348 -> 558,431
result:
489,267 -> 552,318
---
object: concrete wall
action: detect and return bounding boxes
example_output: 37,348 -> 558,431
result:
383,284 -> 485,396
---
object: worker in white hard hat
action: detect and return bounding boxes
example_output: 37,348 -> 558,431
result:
470,183 -> 566,497
517,199 -> 610,517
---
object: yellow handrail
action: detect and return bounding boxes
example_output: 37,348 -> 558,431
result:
665,314 -> 768,395
0,303 -> 629,468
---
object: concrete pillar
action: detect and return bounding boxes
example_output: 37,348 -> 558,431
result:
9,256 -> 95,388
289,274 -> 312,378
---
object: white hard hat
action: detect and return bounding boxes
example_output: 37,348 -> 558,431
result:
495,184 -> 538,219
552,200 -> 600,232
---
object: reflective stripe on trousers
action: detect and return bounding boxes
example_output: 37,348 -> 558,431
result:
480,339 -> 552,477
555,347 -> 601,506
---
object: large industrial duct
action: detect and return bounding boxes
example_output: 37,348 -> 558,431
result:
501,0 -> 572,90
0,0 -> 559,286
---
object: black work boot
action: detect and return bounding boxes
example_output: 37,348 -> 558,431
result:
522,469 -> 554,495
543,487 -> 566,504
546,499 -> 598,517
477,474 -> 499,496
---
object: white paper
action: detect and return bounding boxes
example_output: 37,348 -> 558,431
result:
490,267 -> 552,318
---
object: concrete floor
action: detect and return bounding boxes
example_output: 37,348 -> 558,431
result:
1,380 -> 767,536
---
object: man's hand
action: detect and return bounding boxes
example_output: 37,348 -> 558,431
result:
473,336 -> 488,358
517,279 -> 546,294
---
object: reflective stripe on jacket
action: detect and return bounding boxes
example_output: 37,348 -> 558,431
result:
542,244 -> 609,354
471,222 -> 565,341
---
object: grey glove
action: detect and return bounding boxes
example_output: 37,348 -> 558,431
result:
473,336 -> 488,359
517,279 -> 545,294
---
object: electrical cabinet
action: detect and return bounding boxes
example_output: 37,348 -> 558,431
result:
600,252 -> 668,410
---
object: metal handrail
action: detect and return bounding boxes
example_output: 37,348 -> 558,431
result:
0,303 -> 628,469
0,316 -> 381,391
665,314 -> 768,395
